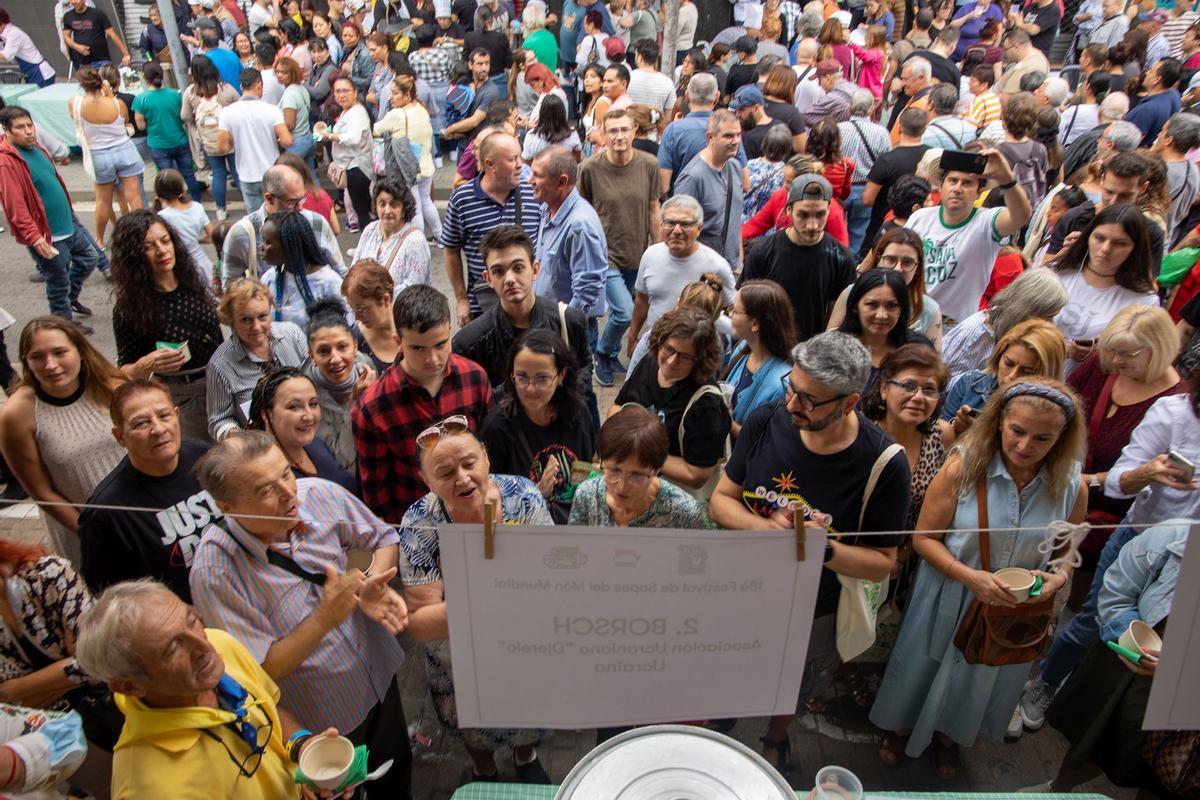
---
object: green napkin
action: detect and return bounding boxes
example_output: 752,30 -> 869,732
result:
295,744 -> 369,791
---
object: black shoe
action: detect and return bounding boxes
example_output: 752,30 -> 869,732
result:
0,482 -> 28,502
28,270 -> 44,283
513,753 -> 550,784
71,300 -> 93,316
74,321 -> 94,336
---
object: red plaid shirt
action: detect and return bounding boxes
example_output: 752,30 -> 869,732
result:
351,355 -> 492,523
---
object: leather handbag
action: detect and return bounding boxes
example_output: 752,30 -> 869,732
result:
1142,729 -> 1200,797
952,480 -> 1055,667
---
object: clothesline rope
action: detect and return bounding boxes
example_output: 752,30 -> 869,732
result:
2,497 -> 1195,539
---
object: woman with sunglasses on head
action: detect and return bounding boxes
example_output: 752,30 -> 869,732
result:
479,329 -> 595,524
836,270 -> 933,394
612,307 -> 732,496
398,420 -> 553,783
570,404 -> 709,527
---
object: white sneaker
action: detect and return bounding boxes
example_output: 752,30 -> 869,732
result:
346,247 -> 356,258
1005,706 -> 1023,741
434,156 -> 444,168
216,208 -> 228,222
1019,676 -> 1055,731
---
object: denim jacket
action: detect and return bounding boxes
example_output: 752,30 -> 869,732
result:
1097,519 -> 1189,643
939,369 -> 998,422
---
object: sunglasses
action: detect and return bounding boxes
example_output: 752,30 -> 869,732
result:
416,415 -> 469,450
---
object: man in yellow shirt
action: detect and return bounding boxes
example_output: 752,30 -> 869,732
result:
75,579 -> 347,800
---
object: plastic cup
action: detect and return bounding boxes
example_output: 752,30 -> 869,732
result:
299,735 -> 355,790
995,567 -> 1036,603
718,381 -> 736,406
1118,620 -> 1163,656
812,765 -> 863,800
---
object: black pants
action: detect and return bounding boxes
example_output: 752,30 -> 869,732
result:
346,679 -> 412,800
0,328 -> 15,394
347,167 -> 374,230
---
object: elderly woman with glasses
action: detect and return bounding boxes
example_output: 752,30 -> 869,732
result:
397,419 -> 554,784
569,405 -> 709,527
611,307 -> 732,496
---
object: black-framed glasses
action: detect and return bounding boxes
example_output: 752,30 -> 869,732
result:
660,343 -> 697,366
200,703 -> 274,779
887,379 -> 941,400
780,374 -> 846,412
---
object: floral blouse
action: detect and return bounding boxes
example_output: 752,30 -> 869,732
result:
743,158 -> 786,221
0,557 -> 93,687
398,475 -> 554,585
354,221 -> 432,296
567,476 -> 712,529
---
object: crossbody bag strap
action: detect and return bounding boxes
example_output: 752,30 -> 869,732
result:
848,118 -> 878,163
558,301 -> 570,348
220,520 -> 327,586
679,384 -> 727,459
719,163 -> 734,250
1085,373 -> 1117,473
976,479 -> 990,572
858,442 -> 904,529
928,120 -> 963,150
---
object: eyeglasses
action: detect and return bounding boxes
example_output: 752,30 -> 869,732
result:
879,254 -> 919,271
513,372 -> 557,390
416,415 -> 469,450
199,696 -> 273,779
660,343 -> 697,366
1105,346 -> 1146,359
602,465 -> 656,488
267,193 -> 305,210
887,379 -> 941,400
662,218 -> 698,230
780,374 -> 846,412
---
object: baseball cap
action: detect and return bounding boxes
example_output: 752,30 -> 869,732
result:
788,174 -> 834,204
729,84 -> 766,109
1136,8 -> 1168,23
604,37 -> 626,60
735,34 -> 758,55
815,58 -> 842,78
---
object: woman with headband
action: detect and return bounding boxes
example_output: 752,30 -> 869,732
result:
397,419 -> 554,783
871,378 -> 1088,778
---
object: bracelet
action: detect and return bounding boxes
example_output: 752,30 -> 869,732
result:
997,178 -> 1018,190
287,729 -> 313,762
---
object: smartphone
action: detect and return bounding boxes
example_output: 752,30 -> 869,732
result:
939,149 -> 987,175
1167,450 -> 1196,482
1074,338 -> 1095,348
967,408 -> 981,418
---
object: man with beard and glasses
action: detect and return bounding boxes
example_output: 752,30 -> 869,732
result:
709,331 -> 909,779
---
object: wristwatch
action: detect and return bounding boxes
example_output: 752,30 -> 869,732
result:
1088,474 -> 1101,489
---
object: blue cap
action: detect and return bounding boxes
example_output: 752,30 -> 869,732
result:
729,84 -> 766,110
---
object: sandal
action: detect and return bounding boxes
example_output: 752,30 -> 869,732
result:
878,731 -> 909,767
760,736 -> 794,779
932,736 -> 961,780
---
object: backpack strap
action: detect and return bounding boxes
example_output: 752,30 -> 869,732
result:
858,442 -> 904,530
229,215 -> 258,281
558,302 -> 571,348
679,384 -> 728,461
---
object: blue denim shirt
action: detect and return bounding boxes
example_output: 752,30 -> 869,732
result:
939,369 -> 998,421
534,189 -> 608,317
1097,519 -> 1189,643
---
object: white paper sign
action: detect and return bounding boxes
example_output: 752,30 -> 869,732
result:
1143,523 -> 1200,730
440,524 -> 826,729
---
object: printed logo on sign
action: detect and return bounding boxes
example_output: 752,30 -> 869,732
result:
923,237 -> 957,289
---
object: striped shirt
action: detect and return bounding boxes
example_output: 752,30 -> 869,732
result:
205,322 -> 309,440
439,177 -> 542,315
837,117 -> 892,184
189,478 -> 405,733
1167,10 -> 1199,56
967,90 -> 1002,129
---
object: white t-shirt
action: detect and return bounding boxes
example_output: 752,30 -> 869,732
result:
793,66 -> 823,110
217,97 -> 284,183
634,242 -> 736,333
247,3 -> 273,34
677,2 -> 698,50
1054,269 -> 1160,347
906,205 -> 1008,324
628,69 -> 676,115
260,67 -> 284,105
157,203 -> 214,287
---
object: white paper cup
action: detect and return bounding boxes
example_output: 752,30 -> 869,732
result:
299,735 -> 355,790
995,567 -> 1036,603
1118,620 -> 1162,656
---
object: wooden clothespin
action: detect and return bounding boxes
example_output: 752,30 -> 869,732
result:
483,500 -> 496,560
794,513 -> 806,562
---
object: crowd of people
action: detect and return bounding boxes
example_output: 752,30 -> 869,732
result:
0,0 -> 1199,795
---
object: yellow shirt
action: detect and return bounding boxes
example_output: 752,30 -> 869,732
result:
110,629 -> 298,800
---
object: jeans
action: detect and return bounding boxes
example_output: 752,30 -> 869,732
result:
148,142 -> 202,201
207,153 -> 237,211
285,133 -> 317,181
241,180 -> 264,214
843,183 -> 873,258
72,217 -> 110,274
30,224 -> 99,319
411,176 -> 442,239
596,267 -> 636,358
1038,523 -> 1139,687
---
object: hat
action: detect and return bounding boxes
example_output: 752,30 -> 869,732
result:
729,84 -> 766,109
787,174 -> 833,204
815,58 -> 842,78
434,0 -> 452,16
735,34 -> 758,55
1136,8 -> 1168,24
604,37 -> 626,59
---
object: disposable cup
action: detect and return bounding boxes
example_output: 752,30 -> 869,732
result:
1118,620 -> 1162,656
995,567 -> 1036,603
811,765 -> 863,800
299,735 -> 355,790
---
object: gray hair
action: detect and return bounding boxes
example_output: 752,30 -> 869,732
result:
929,83 -> 959,116
1099,91 -> 1130,121
988,267 -> 1070,338
762,124 -> 794,162
534,145 -> 578,186
194,430 -> 280,502
1018,69 -> 1046,93
521,2 -> 545,30
848,88 -> 874,117
263,163 -> 302,198
800,11 -> 823,37
1102,120 -> 1143,152
1165,112 -> 1200,152
789,332 -> 871,396
707,108 -> 738,135
686,72 -> 719,107
76,579 -> 178,682
902,57 -> 932,80
1040,76 -> 1070,108
661,193 -> 705,228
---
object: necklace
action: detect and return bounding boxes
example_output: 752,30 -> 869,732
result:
1083,263 -> 1119,279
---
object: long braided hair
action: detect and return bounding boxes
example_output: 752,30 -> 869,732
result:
265,210 -> 331,320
